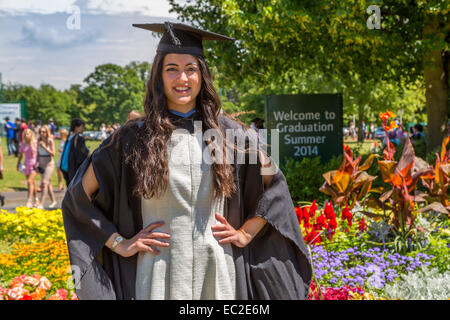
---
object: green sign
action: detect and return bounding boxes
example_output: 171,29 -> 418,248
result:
265,94 -> 343,163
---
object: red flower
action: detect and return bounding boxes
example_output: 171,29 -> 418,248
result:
324,202 -> 336,220
295,205 -> 303,225
18,295 -> 32,300
341,204 -> 353,227
317,213 -> 328,230
328,218 -> 337,231
306,228 -> 321,245
302,207 -> 311,228
309,199 -> 318,216
359,218 -> 367,232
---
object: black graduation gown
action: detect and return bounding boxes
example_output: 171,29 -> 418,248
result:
62,133 -> 89,183
61,114 -> 312,300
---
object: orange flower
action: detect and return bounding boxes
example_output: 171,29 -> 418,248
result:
30,288 -> 47,300
379,111 -> 396,122
385,121 -> 398,132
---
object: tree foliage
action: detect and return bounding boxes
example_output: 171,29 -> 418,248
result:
2,61 -> 150,130
169,0 -> 449,149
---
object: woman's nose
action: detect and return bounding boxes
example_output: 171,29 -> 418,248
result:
178,71 -> 188,81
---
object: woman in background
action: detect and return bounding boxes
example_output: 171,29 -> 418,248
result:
56,129 -> 69,191
36,125 -> 57,209
17,129 -> 38,208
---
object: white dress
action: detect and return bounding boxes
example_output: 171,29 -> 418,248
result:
135,127 -> 236,300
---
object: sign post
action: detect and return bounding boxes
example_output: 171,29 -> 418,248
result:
265,94 -> 343,164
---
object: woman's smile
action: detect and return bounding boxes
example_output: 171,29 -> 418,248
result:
173,85 -> 191,94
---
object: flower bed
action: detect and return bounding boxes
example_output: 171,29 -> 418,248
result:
0,207 -> 76,300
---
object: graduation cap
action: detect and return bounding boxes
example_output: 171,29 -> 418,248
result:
132,21 -> 234,57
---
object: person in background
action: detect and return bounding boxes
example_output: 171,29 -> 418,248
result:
250,117 -> 266,145
411,123 -> 426,143
4,117 -> 16,156
35,125 -> 57,209
395,124 -> 407,146
13,118 -> 21,157
20,118 -> 28,143
59,118 -> 89,186
56,129 -> 69,191
106,124 -> 113,136
0,140 -> 5,206
17,129 -> 38,208
100,123 -> 107,142
48,118 -> 56,136
362,121 -> 367,140
33,120 -> 41,137
349,122 -> 356,141
27,120 -> 34,132
369,122 -> 375,140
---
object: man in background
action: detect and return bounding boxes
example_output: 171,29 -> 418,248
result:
48,118 -> 56,136
4,117 -> 16,156
13,118 -> 21,157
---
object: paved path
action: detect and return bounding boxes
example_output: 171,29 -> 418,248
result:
0,189 -> 66,211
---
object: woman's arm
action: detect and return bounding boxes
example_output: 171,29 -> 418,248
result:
211,149 -> 277,248
82,162 -> 170,257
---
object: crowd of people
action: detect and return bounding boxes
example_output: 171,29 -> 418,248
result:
347,119 -> 432,147
2,117 -> 90,208
1,110 -> 143,208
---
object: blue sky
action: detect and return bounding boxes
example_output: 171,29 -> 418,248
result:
0,0 -> 183,90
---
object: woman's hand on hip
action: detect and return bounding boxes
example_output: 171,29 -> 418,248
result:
114,221 -> 170,258
211,214 -> 252,248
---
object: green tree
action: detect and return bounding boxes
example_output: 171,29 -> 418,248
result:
169,0 -> 449,150
80,61 -> 149,127
3,83 -> 73,126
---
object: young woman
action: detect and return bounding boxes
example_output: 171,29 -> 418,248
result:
36,125 -> 57,209
17,129 -> 38,208
56,129 -> 69,191
62,22 -> 311,300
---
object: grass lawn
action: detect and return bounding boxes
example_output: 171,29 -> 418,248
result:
343,137 -> 379,156
0,137 -> 101,192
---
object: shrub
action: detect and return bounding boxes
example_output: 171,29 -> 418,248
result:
282,155 -> 343,204
382,267 -> 450,300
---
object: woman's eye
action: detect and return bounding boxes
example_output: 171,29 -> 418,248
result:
166,68 -> 177,72
187,67 -> 198,72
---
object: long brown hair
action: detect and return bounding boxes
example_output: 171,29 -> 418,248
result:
111,52 -> 236,200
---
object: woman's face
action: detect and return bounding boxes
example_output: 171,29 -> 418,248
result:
24,130 -> 32,141
40,129 -> 47,137
162,53 -> 202,111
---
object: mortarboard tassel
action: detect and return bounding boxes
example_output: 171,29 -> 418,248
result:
164,22 -> 181,46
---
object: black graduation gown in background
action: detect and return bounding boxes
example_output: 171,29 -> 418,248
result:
61,115 -> 312,300
61,133 -> 90,183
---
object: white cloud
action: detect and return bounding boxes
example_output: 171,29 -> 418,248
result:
19,20 -> 97,48
0,0 -> 177,17
0,0 -> 77,15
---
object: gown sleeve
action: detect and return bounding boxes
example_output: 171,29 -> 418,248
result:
61,134 -> 121,299
241,130 -> 313,300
